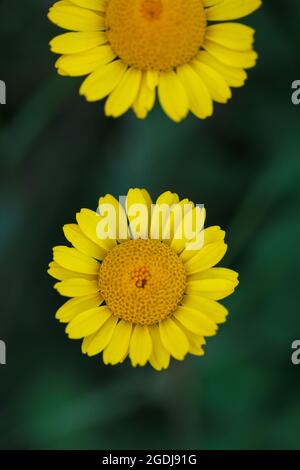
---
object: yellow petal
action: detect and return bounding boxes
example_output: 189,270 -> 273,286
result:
81,333 -> 95,354
55,293 -> 103,323
129,325 -> 152,367
162,198 -> 194,246
203,226 -> 226,245
171,205 -> 206,254
54,278 -> 99,297
204,39 -> 258,69
177,64 -> 213,119
182,295 -> 228,324
48,3 -> 105,31
63,224 -> 106,260
133,72 -> 156,120
76,208 -> 113,251
206,23 -> 255,51
186,278 -> 236,300
206,0 -> 262,21
70,0 -> 107,11
55,46 -> 115,77
188,267 -> 239,283
84,315 -> 118,356
98,193 -> 129,242
175,322 -> 206,357
126,188 -> 152,239
103,320 -> 132,365
197,51 -> 247,88
150,191 -> 179,240
105,67 -> 142,117
180,226 -> 225,263
66,305 -> 112,339
203,0 -> 223,6
53,245 -> 99,274
191,60 -> 232,104
158,71 -> 189,122
159,318 -> 189,360
48,261 -> 96,281
185,242 -> 228,274
146,70 -> 159,89
174,306 -> 217,336
80,60 -> 127,102
186,334 -> 205,357
50,31 -> 107,54
148,325 -> 170,371
141,189 -> 152,210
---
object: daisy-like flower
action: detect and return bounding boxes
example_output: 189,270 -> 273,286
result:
48,0 -> 261,122
48,189 -> 239,370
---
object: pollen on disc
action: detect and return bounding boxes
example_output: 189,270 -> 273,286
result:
106,0 -> 207,71
98,239 -> 187,325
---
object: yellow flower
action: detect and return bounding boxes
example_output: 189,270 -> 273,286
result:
48,0 -> 261,122
48,189 -> 239,370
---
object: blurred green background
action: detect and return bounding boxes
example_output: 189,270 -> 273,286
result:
1,0 -> 300,450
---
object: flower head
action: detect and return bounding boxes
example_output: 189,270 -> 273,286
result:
48,0 -> 261,121
48,189 -> 239,370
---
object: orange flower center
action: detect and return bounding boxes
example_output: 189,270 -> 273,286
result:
105,0 -> 207,71
98,239 -> 187,325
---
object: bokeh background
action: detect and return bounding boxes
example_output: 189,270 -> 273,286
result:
1,0 -> 300,450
